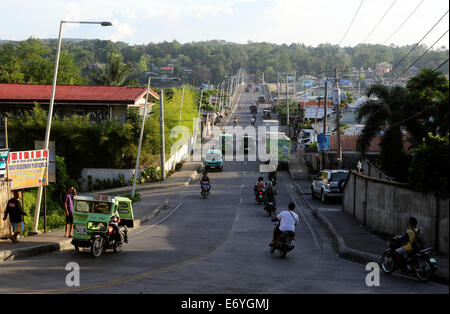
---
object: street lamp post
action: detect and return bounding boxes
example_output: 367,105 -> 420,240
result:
32,20 -> 112,233
131,76 -> 152,197
131,75 -> 179,193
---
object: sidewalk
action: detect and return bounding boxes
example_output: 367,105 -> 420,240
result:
288,154 -> 449,285
288,150 -> 313,180
0,161 -> 201,262
91,161 -> 202,196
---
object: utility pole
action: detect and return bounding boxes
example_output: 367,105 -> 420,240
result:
160,89 -> 166,181
131,77 -> 152,197
322,81 -> 328,171
334,69 -> 342,169
286,74 -> 289,137
179,85 -> 185,121
277,73 -> 280,105
293,71 -> 296,103
4,115 -> 7,149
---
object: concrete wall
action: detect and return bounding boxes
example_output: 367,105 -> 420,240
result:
0,179 -> 11,238
343,171 -> 449,254
80,168 -> 144,192
80,137 -> 194,192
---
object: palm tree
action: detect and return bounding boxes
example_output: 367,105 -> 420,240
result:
405,68 -> 449,141
356,84 -> 411,181
92,53 -> 131,86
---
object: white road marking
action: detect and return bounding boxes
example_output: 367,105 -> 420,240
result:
284,181 -> 321,250
131,202 -> 183,236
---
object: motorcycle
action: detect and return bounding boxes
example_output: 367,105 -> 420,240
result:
201,182 -> 210,199
380,235 -> 438,282
270,230 -> 295,258
255,189 -> 265,204
264,201 -> 276,217
89,223 -> 128,258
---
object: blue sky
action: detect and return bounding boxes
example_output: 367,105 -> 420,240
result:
0,0 -> 448,48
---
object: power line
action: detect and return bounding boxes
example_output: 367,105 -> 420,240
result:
362,0 -> 397,44
388,9 -> 449,75
378,58 -> 449,130
390,28 -> 449,85
383,0 -> 426,45
358,57 -> 448,134
339,0 -> 365,46
433,57 -> 450,72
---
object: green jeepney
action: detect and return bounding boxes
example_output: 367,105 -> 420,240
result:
219,133 -> 233,155
71,194 -> 134,257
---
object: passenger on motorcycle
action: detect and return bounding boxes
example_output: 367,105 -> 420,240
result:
270,203 -> 299,246
264,181 -> 276,204
254,176 -> 265,198
200,171 -> 211,194
394,217 -> 423,268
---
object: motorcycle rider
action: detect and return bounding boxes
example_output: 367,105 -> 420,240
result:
109,207 -> 121,243
234,115 -> 239,125
394,217 -> 423,270
268,170 -> 277,185
200,171 -> 211,194
270,202 -> 299,246
264,181 -> 276,205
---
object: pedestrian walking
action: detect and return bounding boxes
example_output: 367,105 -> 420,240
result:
64,186 -> 77,238
2,190 -> 27,243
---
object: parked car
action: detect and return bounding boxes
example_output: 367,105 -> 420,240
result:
311,169 -> 349,203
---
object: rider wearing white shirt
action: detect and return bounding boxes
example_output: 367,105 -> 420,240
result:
270,203 -> 299,245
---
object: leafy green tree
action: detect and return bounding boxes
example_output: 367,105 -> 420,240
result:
408,133 -> 449,193
405,68 -> 449,141
92,52 -> 131,86
356,84 -> 411,181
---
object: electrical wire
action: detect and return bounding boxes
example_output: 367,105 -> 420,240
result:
383,0 -> 426,45
388,9 -> 449,75
362,0 -> 397,44
390,28 -> 449,84
339,0 -> 365,46
359,57 -> 449,132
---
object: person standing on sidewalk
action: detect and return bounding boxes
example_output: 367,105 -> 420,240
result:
3,190 -> 27,243
64,186 -> 77,238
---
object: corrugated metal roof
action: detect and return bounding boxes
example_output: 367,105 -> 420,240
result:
0,83 -> 159,104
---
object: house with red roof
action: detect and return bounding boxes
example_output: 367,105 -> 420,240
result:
0,83 -> 159,125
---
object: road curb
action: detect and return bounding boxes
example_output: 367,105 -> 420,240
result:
133,199 -> 170,228
292,182 -> 449,285
0,199 -> 170,263
186,164 -> 203,186
0,240 -> 73,262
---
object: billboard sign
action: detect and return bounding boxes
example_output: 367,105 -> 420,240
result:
35,141 -> 56,183
7,150 -> 49,190
0,148 -> 9,178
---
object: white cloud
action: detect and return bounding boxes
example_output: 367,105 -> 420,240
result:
108,19 -> 135,42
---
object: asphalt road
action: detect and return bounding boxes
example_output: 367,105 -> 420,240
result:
0,89 -> 447,294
